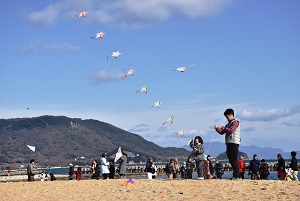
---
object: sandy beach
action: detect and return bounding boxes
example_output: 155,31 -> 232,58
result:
1,179 -> 300,201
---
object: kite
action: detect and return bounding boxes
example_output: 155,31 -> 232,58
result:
114,147 -> 122,162
27,145 -> 36,152
74,11 -> 88,18
111,51 -> 121,59
162,115 -> 174,125
172,64 -> 195,72
175,129 -> 185,137
150,101 -> 162,109
136,85 -> 148,94
122,69 -> 135,80
91,31 -> 105,39
26,108 -> 30,110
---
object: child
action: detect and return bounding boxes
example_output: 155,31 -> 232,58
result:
214,108 -> 240,180
189,136 -> 205,180
186,157 -> 194,179
214,159 -> 223,179
260,159 -> 270,180
75,167 -> 82,181
165,158 -> 175,180
238,156 -> 245,179
180,162 -> 187,179
50,173 -> 56,181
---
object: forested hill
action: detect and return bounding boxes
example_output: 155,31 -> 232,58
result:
0,115 -> 190,167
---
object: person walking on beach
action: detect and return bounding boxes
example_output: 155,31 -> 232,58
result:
290,151 -> 298,181
91,160 -> 100,180
27,159 -> 35,182
109,159 -> 115,179
180,162 -> 187,179
214,108 -> 241,180
238,156 -> 245,179
186,157 -> 194,179
75,167 -> 82,181
190,136 -> 205,180
166,158 -> 176,180
260,159 -> 270,180
173,157 -> 180,179
68,163 -> 74,180
249,154 -> 261,180
146,157 -> 156,179
118,152 -> 127,179
277,153 -> 286,179
214,159 -> 223,179
100,153 -> 110,180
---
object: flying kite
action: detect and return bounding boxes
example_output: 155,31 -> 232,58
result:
136,85 -> 148,94
162,115 -> 174,125
74,11 -> 88,18
111,51 -> 121,59
150,101 -> 162,109
122,69 -> 135,80
26,108 -> 30,110
175,129 -> 185,137
172,64 -> 195,72
114,147 -> 122,162
91,31 -> 105,39
27,145 -> 36,152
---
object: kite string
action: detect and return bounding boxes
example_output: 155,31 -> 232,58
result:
206,131 -> 216,155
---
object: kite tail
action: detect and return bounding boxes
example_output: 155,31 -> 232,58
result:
149,106 -> 154,108
91,36 -> 96,39
122,75 -> 127,80
162,122 -> 167,125
74,14 -> 79,17
136,90 -> 140,94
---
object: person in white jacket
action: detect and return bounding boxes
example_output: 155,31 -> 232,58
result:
100,153 -> 110,179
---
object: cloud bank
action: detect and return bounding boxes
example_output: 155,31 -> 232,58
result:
89,69 -> 123,85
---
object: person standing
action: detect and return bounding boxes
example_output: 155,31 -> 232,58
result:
27,159 -> 35,182
166,158 -> 175,180
190,136 -> 205,180
290,151 -> 298,181
109,159 -> 115,179
146,157 -> 156,179
214,159 -> 223,179
100,153 -> 110,180
68,163 -> 74,180
214,108 -> 241,180
75,167 -> 82,181
260,159 -> 270,180
186,157 -> 194,179
238,156 -> 245,179
180,162 -> 187,179
277,153 -> 286,179
249,154 -> 261,180
91,160 -> 100,180
173,157 -> 180,179
118,152 -> 127,179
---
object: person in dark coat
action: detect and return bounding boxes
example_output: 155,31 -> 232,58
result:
118,152 -> 127,179
214,159 -> 223,179
27,159 -> 35,182
249,154 -> 261,180
109,159 -> 115,179
186,157 -> 194,179
68,163 -> 74,180
259,159 -> 270,180
277,153 -> 286,179
290,151 -> 298,181
91,160 -> 100,180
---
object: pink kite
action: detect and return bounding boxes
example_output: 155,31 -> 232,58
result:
162,115 -> 174,125
91,31 -> 105,39
122,69 -> 135,80
74,11 -> 88,18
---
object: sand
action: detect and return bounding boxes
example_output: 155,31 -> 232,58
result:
1,179 -> 300,201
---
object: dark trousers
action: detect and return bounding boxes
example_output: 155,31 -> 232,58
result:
226,143 -> 239,178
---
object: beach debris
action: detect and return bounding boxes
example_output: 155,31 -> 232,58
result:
122,69 -> 135,80
150,101 -> 162,109
114,147 -> 122,162
136,85 -> 149,94
111,51 -> 121,59
172,64 -> 195,72
178,192 -> 183,194
162,115 -> 174,125
27,145 -> 36,152
74,11 -> 88,18
91,31 -> 105,39
120,178 -> 135,186
175,129 -> 185,137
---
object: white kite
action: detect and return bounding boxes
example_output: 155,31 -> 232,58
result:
122,69 -> 135,80
175,129 -> 185,137
111,51 -> 121,59
114,147 -> 122,162
172,64 -> 195,72
27,145 -> 36,152
91,31 -> 105,39
136,85 -> 148,94
74,11 -> 88,18
162,115 -> 174,125
150,101 -> 162,109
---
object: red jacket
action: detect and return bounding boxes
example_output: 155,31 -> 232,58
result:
238,159 -> 245,173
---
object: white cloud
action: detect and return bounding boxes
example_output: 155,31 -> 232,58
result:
19,39 -> 40,53
128,123 -> 150,132
282,119 -> 300,127
44,43 -> 81,52
237,105 -> 300,122
89,69 -> 123,85
25,0 -> 233,28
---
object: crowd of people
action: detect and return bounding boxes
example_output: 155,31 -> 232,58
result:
26,108 -> 298,182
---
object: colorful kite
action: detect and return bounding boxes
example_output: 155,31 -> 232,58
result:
91,31 -> 105,39
175,129 -> 185,137
172,64 -> 195,72
111,51 -> 121,59
136,86 -> 149,94
162,115 -> 174,125
150,101 -> 162,109
114,147 -> 122,162
122,69 -> 135,80
74,11 -> 88,18
27,145 -> 36,152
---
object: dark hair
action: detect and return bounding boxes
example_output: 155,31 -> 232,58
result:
30,159 -> 35,163
253,154 -> 257,158
122,152 -> 128,156
77,167 -> 82,171
102,152 -> 107,157
291,151 -> 297,157
224,108 -> 234,116
261,159 -> 266,162
207,155 -> 211,159
194,136 -> 203,144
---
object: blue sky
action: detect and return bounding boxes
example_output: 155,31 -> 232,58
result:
1,0 -> 300,152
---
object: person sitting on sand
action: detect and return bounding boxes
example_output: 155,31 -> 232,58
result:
75,167 -> 82,181
50,173 -> 56,181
